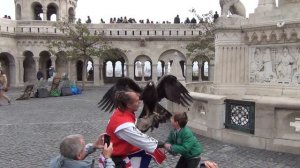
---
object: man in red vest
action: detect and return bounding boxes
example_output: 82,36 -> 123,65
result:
102,91 -> 165,168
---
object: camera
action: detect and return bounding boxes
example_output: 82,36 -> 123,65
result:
200,163 -> 206,168
104,134 -> 110,146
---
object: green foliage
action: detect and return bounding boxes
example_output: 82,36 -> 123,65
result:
47,21 -> 116,89
186,9 -> 216,60
48,21 -> 111,61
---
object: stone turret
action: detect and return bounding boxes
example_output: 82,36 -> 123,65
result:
14,0 -> 77,22
255,0 -> 276,13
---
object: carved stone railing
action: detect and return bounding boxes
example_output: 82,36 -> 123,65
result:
186,92 -> 300,154
186,81 -> 213,93
0,19 -> 205,39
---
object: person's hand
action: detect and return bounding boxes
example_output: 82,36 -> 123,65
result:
93,133 -> 105,149
164,143 -> 171,150
103,142 -> 113,159
204,161 -> 218,168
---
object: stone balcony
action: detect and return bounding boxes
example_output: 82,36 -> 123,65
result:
0,19 -> 205,39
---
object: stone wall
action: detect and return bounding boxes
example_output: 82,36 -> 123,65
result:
184,92 -> 300,154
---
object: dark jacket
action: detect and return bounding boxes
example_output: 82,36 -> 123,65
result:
166,126 -> 203,159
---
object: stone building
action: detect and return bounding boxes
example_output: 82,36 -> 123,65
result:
0,0 -> 212,88
184,0 -> 300,155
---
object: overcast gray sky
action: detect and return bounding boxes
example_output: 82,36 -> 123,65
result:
0,0 -> 278,23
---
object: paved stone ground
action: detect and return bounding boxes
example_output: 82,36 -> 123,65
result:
0,87 -> 299,168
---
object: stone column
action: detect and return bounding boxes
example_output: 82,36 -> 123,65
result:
165,63 -> 169,75
128,64 -> 134,79
152,64 -> 157,82
112,62 -> 116,77
141,62 -> 145,81
34,57 -> 40,73
209,60 -> 215,81
198,61 -> 203,82
92,57 -> 100,86
99,63 -> 104,85
17,57 -> 25,86
185,64 -> 193,82
50,56 -> 57,70
43,8 -> 47,21
67,59 -> 71,78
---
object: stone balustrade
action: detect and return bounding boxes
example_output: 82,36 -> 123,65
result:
0,19 -> 204,38
186,81 -> 213,93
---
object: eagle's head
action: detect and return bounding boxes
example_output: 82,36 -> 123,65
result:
146,81 -> 155,88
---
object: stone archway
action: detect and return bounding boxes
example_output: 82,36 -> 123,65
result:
0,52 -> 16,87
47,3 -> 58,21
192,56 -> 210,81
39,51 -> 52,79
86,58 -> 94,81
23,51 -> 36,83
134,55 -> 152,81
31,2 -> 43,20
159,50 -> 186,78
102,49 -> 128,83
68,7 -> 75,23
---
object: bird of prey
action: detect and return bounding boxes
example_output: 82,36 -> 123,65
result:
98,74 -> 193,132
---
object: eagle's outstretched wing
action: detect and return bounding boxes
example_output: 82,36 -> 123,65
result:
98,77 -> 142,112
156,75 -> 193,106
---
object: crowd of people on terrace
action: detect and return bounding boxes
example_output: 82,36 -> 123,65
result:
2,12 -> 220,24
2,15 -> 11,19
79,13 -> 219,25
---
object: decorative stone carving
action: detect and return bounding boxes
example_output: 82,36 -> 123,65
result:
140,37 -> 146,47
219,0 -> 246,17
249,46 -> 300,84
290,118 -> 300,132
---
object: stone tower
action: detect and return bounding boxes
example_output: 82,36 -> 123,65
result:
14,0 -> 77,22
255,0 -> 276,13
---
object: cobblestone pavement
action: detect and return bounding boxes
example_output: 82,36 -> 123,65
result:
0,87 -> 299,168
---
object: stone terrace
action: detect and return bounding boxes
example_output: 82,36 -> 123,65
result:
0,87 -> 299,168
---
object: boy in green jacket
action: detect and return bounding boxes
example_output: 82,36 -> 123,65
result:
164,111 -> 203,168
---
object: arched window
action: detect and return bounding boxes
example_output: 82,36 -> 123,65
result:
144,61 -> 151,77
157,61 -> 163,77
204,61 -> 209,77
16,4 -> 21,20
105,61 -> 113,77
68,7 -> 75,23
115,61 -> 122,77
47,4 -> 58,21
87,60 -> 94,81
192,61 -> 199,77
76,61 -> 83,81
23,51 -> 35,82
32,3 -> 43,20
135,61 -> 142,77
